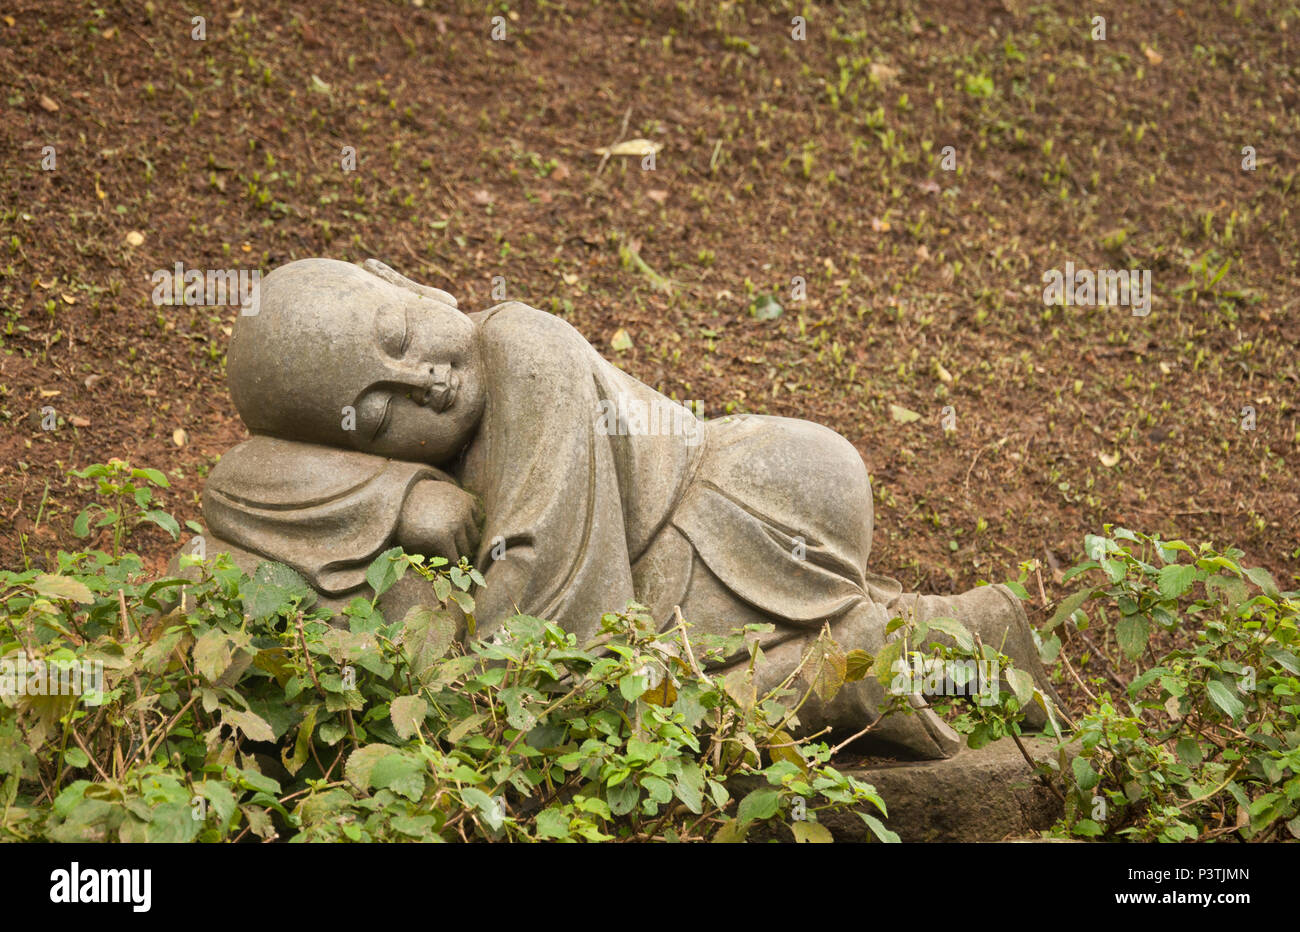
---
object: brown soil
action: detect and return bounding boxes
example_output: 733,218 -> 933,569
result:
2,1 -> 1297,711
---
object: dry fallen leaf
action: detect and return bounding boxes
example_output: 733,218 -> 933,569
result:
61,293 -> 76,305
550,161 -> 571,181
1099,451 -> 1121,468
935,362 -> 953,384
125,231 -> 144,247
39,94 -> 59,112
172,428 -> 188,447
871,217 -> 891,233
610,328 -> 633,352
83,374 -> 105,390
1143,46 -> 1163,65
69,415 -> 91,428
647,189 -> 669,204
561,273 -> 579,285
869,62 -> 900,83
471,189 -> 494,206
39,389 -> 60,398
889,404 -> 922,425
594,139 -> 661,158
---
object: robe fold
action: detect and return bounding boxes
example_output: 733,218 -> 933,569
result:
203,440 -> 454,595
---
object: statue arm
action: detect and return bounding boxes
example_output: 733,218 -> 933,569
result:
467,303 -> 635,641
395,479 -> 483,564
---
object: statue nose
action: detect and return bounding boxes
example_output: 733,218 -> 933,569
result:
423,363 -> 455,411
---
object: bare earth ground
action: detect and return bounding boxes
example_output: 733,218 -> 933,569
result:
1,0 -> 1297,715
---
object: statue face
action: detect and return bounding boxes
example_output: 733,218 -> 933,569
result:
349,291 -> 485,462
228,258 -> 485,465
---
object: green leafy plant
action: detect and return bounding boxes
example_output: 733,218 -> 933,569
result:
2,463 -> 898,843
1035,529 -> 1297,841
69,459 -> 181,556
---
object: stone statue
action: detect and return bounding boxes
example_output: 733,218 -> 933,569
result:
196,257 -> 1058,759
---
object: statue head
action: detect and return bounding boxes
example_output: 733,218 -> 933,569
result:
227,258 -> 485,465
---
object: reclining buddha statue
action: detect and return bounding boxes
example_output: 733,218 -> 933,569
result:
196,257 -> 1058,759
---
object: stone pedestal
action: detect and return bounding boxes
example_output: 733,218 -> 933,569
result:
826,736 -> 1066,842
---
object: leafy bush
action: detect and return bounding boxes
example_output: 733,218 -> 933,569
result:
993,529 -> 1298,842
0,463 -> 897,843
6,466 -> 1296,843
828,528 -> 1299,843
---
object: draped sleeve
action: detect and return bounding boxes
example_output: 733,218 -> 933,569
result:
203,436 -> 449,595
460,303 -> 635,642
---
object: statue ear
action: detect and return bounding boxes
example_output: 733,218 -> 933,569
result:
362,258 -> 459,309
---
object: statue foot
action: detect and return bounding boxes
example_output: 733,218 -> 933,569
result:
890,584 -> 1062,730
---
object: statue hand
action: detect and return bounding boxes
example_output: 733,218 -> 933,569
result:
395,480 -> 483,564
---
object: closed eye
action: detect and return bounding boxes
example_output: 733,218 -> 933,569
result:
400,306 -> 412,355
371,396 -> 392,441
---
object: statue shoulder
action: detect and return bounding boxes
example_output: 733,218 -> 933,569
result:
474,301 -> 597,366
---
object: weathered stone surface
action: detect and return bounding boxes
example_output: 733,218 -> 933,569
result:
192,256 -> 1062,760
825,737 -> 1066,842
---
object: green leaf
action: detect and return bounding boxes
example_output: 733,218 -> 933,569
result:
1175,736 -> 1203,767
619,673 -> 647,702
224,708 -> 275,742
606,778 -> 640,816
750,294 -> 783,320
873,639 -> 903,686
63,747 -> 90,769
736,787 -> 781,825
145,509 -> 180,540
1071,756 -> 1099,791
364,546 -> 406,598
193,629 -> 233,682
1005,668 -> 1035,704
1157,563 -> 1197,600
401,605 -> 458,681
197,780 -> 236,829
461,787 -> 504,830
1072,819 -> 1104,837
134,467 -> 170,487
535,808 -> 570,840
345,744 -> 398,792
1244,566 -> 1280,598
1205,680 -> 1245,721
1046,589 -> 1093,631
389,695 -> 427,741
857,812 -> 900,843
370,753 -> 426,801
1116,614 -> 1149,660
923,616 -> 974,652
791,820 -> 834,843
32,574 -> 94,604
242,561 -> 315,619
447,712 -> 489,744
674,763 -> 704,814
844,649 -> 874,682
